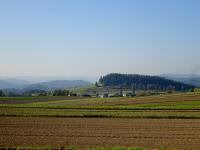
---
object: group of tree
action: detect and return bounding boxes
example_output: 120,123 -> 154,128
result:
36,89 -> 77,96
52,89 -> 70,96
99,73 -> 195,92
0,90 -> 5,97
0,89 -> 78,97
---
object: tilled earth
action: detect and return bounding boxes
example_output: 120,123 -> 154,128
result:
0,96 -> 83,104
1,117 -> 200,150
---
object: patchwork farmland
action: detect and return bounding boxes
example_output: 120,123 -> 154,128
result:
1,93 -> 200,149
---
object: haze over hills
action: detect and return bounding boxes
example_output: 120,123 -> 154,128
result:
161,74 -> 200,87
3,79 -> 31,86
0,76 -> 97,83
1,73 -> 199,96
0,79 -> 19,89
35,80 -> 91,90
0,78 -> 34,89
0,79 -> 91,94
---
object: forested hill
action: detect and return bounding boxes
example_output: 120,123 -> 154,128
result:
99,73 -> 195,91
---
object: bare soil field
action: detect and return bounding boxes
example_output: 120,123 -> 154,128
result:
1,117 -> 200,150
0,96 -> 83,104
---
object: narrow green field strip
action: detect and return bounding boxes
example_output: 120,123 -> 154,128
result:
1,107 -> 200,119
1,100 -> 200,110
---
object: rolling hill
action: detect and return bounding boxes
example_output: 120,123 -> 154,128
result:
1,79 -> 91,95
37,80 -> 90,90
99,73 -> 195,91
0,80 -> 19,89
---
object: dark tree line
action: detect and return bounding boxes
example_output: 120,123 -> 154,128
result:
0,89 -> 78,97
99,73 -> 195,91
0,90 -> 5,97
53,89 -> 70,96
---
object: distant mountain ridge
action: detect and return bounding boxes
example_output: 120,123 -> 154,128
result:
161,74 -> 200,87
0,79 -> 19,89
34,80 -> 91,90
4,79 -> 31,85
0,79 -> 91,94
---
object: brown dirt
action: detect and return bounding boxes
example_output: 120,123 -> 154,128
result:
0,96 -> 83,104
1,117 -> 200,149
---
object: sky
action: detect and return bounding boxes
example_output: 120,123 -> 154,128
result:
0,0 -> 200,79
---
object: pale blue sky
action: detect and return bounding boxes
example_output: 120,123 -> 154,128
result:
0,0 -> 200,78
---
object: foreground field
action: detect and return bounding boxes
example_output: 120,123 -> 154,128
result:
1,93 -> 200,118
1,93 -> 200,149
1,117 -> 200,150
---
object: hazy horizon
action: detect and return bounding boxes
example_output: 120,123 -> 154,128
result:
0,75 -> 98,83
1,73 -> 200,84
1,0 -> 200,77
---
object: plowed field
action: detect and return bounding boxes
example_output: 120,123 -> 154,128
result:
1,117 -> 200,150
